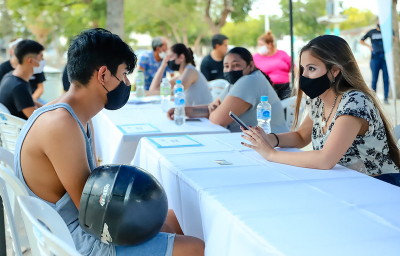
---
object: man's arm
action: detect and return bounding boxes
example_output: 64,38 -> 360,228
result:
22,106 -> 37,118
360,31 -> 373,51
43,110 -> 91,209
32,83 -> 44,100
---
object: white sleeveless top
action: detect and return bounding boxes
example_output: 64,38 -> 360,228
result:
308,90 -> 400,175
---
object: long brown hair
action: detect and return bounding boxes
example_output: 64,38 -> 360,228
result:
293,35 -> 400,168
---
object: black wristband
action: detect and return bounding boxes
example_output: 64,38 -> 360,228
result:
270,133 -> 279,147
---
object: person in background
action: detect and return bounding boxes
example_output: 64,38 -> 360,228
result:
0,38 -> 47,104
150,43 -> 212,106
138,37 -> 173,90
0,40 -> 45,119
241,35 -> 400,186
360,18 -> 391,105
253,31 -> 293,100
200,34 -> 229,81
14,28 -> 204,256
167,47 -> 289,134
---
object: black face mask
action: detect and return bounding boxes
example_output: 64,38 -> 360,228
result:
224,70 -> 244,85
102,73 -> 131,110
299,72 -> 332,99
167,60 -> 180,71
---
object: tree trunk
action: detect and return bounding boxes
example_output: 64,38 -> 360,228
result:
106,0 -> 124,38
193,33 -> 204,54
204,0 -> 233,35
29,25 -> 51,47
392,0 -> 400,99
171,26 -> 182,43
182,30 -> 188,46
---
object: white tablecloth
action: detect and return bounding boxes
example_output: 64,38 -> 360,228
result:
92,101 -> 229,164
132,133 -> 400,256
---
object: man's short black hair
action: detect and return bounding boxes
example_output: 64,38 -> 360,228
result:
211,34 -> 228,49
14,40 -> 44,64
152,37 -> 163,51
67,28 -> 137,87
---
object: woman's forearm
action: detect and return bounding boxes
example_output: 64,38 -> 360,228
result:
149,65 -> 167,91
270,131 -> 311,149
271,149 -> 335,170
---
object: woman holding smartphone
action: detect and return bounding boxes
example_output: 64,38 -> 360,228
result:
240,35 -> 400,184
167,47 -> 289,133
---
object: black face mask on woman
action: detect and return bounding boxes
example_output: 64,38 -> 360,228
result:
101,72 -> 131,110
167,60 -> 180,71
299,72 -> 332,99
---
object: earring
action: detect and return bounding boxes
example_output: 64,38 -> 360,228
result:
332,77 -> 335,83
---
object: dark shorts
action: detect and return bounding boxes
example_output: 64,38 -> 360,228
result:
374,173 -> 400,187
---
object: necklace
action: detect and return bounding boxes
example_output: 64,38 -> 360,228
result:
321,94 -> 338,127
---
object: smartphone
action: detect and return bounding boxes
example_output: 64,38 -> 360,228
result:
186,118 -> 202,122
229,111 -> 250,130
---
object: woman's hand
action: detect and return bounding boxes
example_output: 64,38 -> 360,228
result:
167,108 -> 175,120
240,126 -> 278,147
241,126 -> 277,161
161,50 -> 173,68
208,98 -> 221,114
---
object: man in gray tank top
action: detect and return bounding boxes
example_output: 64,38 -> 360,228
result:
14,28 -> 204,256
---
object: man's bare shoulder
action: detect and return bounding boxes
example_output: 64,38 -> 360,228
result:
32,108 -> 84,145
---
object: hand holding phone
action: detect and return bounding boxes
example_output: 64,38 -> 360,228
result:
229,111 -> 250,130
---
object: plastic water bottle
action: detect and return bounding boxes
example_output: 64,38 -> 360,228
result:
173,80 -> 184,100
135,70 -> 145,98
174,88 -> 185,125
257,96 -> 271,133
160,78 -> 171,112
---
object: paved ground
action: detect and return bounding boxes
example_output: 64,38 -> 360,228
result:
4,59 -> 400,255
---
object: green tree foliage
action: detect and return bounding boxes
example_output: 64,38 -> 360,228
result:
279,0 -> 326,40
339,7 -> 376,30
221,16 -> 264,46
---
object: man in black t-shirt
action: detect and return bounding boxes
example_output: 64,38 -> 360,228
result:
0,38 -> 46,103
0,40 -> 45,119
360,19 -> 391,104
200,34 -> 228,81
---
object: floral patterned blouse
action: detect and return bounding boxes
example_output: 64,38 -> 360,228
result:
307,90 -> 400,175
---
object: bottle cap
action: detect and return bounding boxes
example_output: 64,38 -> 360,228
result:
176,88 -> 183,92
261,96 -> 268,102
176,80 -> 182,84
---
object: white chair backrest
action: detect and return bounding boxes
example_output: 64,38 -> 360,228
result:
0,163 -> 29,256
0,113 -> 26,153
394,124 -> 400,142
18,196 -> 81,256
0,103 -> 10,114
208,79 -> 229,101
280,96 -> 306,128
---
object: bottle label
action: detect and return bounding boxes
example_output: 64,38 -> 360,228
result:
161,88 -> 171,96
174,98 -> 185,106
258,109 -> 271,119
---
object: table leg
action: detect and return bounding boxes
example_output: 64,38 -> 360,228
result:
0,196 -> 6,256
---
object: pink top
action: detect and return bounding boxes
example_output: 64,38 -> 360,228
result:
253,50 -> 291,84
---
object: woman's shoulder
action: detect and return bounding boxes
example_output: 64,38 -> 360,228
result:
341,90 -> 374,106
276,50 -> 290,57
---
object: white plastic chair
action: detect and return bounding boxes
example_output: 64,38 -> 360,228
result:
0,163 -> 29,256
394,124 -> 400,142
0,103 -> 10,114
208,79 -> 229,101
281,96 -> 306,128
18,196 -> 81,256
0,113 -> 26,153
